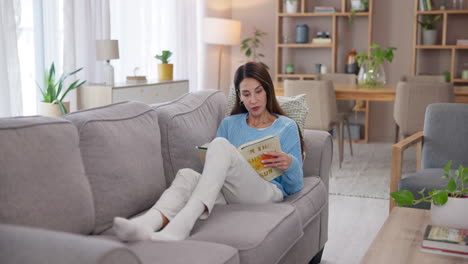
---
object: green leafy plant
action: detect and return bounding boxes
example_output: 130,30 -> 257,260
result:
286,0 -> 295,4
348,0 -> 369,25
418,15 -> 441,30
391,161 -> 468,207
443,71 -> 451,82
155,50 -> 173,64
37,62 -> 85,114
356,43 -> 396,88
240,28 -> 269,70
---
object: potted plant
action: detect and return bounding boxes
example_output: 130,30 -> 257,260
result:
284,0 -> 298,13
155,50 -> 173,81
418,15 -> 441,45
240,28 -> 269,70
391,161 -> 468,229
356,43 -> 396,88
37,62 -> 85,117
348,0 -> 369,25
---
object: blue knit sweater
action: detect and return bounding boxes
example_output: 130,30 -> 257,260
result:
216,113 -> 304,197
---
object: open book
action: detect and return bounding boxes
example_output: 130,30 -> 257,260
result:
196,135 -> 283,181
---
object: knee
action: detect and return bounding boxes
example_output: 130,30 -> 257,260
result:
210,137 -> 231,148
174,168 -> 201,186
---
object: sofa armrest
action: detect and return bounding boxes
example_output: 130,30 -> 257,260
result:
0,224 -> 141,264
302,129 -> 333,190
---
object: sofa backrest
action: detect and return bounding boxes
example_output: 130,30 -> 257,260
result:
65,102 -> 166,234
0,116 -> 94,234
152,90 -> 227,184
422,103 -> 468,169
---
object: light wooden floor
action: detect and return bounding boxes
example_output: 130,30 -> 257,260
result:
321,195 -> 389,264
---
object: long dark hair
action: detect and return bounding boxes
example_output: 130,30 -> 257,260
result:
231,62 -> 305,159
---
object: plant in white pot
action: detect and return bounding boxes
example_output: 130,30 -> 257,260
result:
391,161 -> 468,229
284,0 -> 298,13
418,15 -> 441,46
37,62 -> 86,117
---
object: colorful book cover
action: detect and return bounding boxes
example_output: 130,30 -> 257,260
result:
421,225 -> 468,255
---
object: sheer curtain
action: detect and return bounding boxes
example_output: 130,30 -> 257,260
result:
110,0 -> 199,91
63,0 -> 110,111
0,0 -> 22,117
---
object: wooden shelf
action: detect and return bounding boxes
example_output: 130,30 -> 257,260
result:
278,43 -> 332,48
277,74 -> 317,79
412,0 -> 468,83
275,0 -> 374,143
416,10 -> 468,15
415,45 -> 468,49
278,12 -> 369,17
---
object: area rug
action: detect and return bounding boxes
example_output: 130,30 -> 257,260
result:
329,142 -> 417,200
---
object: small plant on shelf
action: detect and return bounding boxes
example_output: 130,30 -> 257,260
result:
391,161 -> 468,207
348,0 -> 369,25
418,15 -> 441,30
240,28 -> 269,70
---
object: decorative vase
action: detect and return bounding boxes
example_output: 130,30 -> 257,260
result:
284,0 -> 298,13
158,64 -> 173,81
285,63 -> 295,74
350,0 -> 366,11
39,101 -> 70,117
295,24 -> 309,44
431,196 -> 468,229
357,61 -> 386,88
422,29 -> 437,45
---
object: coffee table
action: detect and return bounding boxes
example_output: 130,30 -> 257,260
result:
361,207 -> 468,263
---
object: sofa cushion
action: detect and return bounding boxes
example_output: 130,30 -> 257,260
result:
152,90 -> 227,184
189,203 -> 303,264
65,102 -> 166,234
283,176 -> 328,227
127,240 -> 239,264
398,168 -> 448,209
0,116 -> 94,234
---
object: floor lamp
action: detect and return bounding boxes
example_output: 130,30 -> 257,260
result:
203,17 -> 241,90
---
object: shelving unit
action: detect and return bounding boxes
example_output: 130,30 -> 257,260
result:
275,0 -> 374,143
412,1 -> 468,84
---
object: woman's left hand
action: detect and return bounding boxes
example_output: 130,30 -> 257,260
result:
261,151 -> 292,170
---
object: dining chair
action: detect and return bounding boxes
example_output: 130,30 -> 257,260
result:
400,75 -> 446,83
390,103 -> 468,212
316,73 -> 356,156
393,81 -> 454,142
284,79 -> 349,168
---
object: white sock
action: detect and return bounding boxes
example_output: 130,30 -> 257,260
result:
151,199 -> 205,241
113,208 -> 163,242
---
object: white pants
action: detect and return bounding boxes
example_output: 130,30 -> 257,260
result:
153,137 -> 283,220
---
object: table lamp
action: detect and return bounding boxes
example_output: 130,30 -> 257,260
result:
203,17 -> 241,90
96,40 -> 119,85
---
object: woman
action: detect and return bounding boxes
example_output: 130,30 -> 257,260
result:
113,62 -> 304,242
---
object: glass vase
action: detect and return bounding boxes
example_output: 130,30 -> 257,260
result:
357,61 -> 386,88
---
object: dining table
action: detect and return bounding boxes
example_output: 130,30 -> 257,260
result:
276,84 -> 468,143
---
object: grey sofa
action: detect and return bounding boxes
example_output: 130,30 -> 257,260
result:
0,89 -> 332,264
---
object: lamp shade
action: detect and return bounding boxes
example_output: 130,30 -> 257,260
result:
203,17 -> 241,46
96,40 -> 119,61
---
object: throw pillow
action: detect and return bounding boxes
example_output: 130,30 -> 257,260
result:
224,87 -> 309,133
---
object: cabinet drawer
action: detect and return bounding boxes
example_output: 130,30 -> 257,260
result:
112,81 -> 188,104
